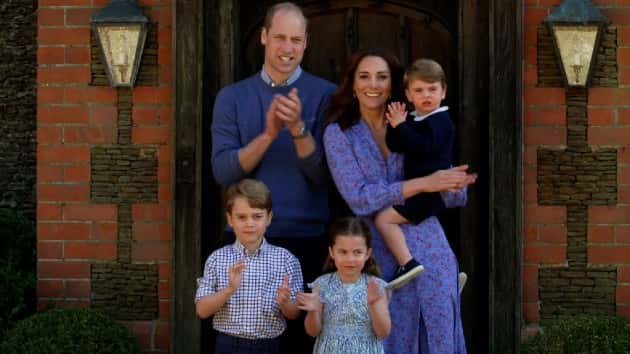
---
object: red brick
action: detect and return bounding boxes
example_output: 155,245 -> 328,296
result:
620,146 -> 630,163
620,68 -> 630,86
602,9 -> 630,26
63,204 -> 117,221
90,106 -> 118,124
158,262 -> 170,279
38,261 -> 90,278
38,222 -> 90,240
156,87 -> 173,103
159,183 -> 171,202
149,7 -> 173,27
158,106 -> 172,124
539,107 -> 565,126
132,106 -> 159,123
132,241 -> 171,261
525,183 -> 537,203
588,108 -> 614,126
38,241 -> 63,259
158,27 -> 172,47
133,321 -> 153,349
38,8 -> 65,26
37,126 -> 63,144
620,186 -> 630,203
65,8 -> 95,26
619,265 -> 630,283
88,86 -> 118,103
158,47 -> 172,65
64,165 -> 90,182
618,305 -> 630,319
91,222 -> 117,241
132,126 -> 170,144
589,88 -> 620,105
618,225 -> 630,244
590,206 -> 630,223
158,165 -> 171,183
619,48 -> 630,66
132,87 -> 157,103
524,146 -> 537,165
65,47 -> 90,65
38,66 -> 90,84
588,225 -> 615,243
539,225 -> 565,243
522,265 -> 539,302
525,67 -> 537,86
38,145 -> 90,163
617,286 -> 630,304
38,47 -> 65,65
523,302 -> 539,322
38,184 -> 89,202
39,299 -> 90,309
65,280 -> 90,298
133,204 -> 170,221
589,127 -> 630,145
589,246 -> 630,264
525,88 -> 565,105
525,45 -> 537,66
133,222 -> 163,241
64,241 -> 117,260
38,204 -> 62,221
524,245 -> 566,264
524,127 -> 566,145
621,27 -> 630,46
158,145 -> 171,164
38,279 -> 64,298
38,105 -> 89,123
525,8 -> 549,26
525,224 -> 538,242
158,280 -> 169,300
39,0 -> 90,4
39,28 -> 90,46
159,299 -> 169,320
38,86 -> 64,103
38,165 -> 64,182
619,108 -> 630,125
159,65 -> 173,85
64,126 -> 116,144
154,321 -> 169,350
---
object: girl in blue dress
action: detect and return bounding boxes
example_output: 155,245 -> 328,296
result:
296,217 -> 390,354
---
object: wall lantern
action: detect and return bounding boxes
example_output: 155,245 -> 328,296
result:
91,0 -> 148,87
544,0 -> 609,87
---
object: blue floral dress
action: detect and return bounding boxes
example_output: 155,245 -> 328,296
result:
312,272 -> 387,354
324,120 -> 467,354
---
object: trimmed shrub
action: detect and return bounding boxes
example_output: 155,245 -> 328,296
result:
0,308 -> 140,354
0,208 -> 35,335
521,315 -> 630,354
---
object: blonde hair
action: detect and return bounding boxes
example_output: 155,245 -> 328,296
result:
322,217 -> 381,277
403,58 -> 446,88
225,179 -> 272,213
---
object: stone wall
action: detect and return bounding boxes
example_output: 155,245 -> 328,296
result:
0,0 -> 37,216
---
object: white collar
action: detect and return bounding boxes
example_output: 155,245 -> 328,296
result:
412,106 -> 449,122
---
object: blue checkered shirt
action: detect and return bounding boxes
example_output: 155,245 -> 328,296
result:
195,238 -> 303,339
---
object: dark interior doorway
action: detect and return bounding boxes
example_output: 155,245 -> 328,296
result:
175,1 -> 522,353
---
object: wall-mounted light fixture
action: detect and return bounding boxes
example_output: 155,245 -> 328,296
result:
91,0 -> 148,87
544,0 -> 609,87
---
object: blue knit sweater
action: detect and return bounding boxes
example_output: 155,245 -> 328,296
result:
211,71 -> 337,238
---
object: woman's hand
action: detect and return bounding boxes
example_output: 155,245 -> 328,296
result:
385,102 -> 407,128
420,165 -> 477,193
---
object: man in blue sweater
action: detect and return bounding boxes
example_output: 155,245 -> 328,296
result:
211,2 -> 336,353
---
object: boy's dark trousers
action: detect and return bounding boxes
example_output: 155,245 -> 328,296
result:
214,332 -> 280,354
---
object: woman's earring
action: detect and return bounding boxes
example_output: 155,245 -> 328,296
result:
352,91 -> 356,98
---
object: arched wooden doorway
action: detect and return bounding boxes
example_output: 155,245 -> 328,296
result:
175,1 -> 522,353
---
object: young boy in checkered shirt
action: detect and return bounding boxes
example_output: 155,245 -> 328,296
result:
195,179 -> 303,354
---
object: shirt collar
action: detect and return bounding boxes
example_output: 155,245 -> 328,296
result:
232,237 -> 268,256
411,106 -> 449,122
260,66 -> 302,87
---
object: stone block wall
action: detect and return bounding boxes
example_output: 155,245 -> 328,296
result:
0,0 -> 37,216
37,0 -> 173,351
524,0 -> 630,333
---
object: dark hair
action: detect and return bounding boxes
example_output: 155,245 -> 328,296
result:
324,49 -> 404,130
323,217 -> 381,277
404,58 -> 447,88
225,179 -> 272,213
263,2 -> 308,32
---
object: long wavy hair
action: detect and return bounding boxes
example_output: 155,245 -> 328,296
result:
322,217 -> 381,277
324,49 -> 405,131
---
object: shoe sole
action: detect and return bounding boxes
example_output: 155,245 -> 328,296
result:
386,265 -> 425,290
458,272 -> 467,294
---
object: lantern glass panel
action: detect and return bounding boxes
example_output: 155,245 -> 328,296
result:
551,25 -> 599,86
96,24 -> 143,86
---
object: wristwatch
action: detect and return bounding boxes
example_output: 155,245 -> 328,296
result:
290,123 -> 310,139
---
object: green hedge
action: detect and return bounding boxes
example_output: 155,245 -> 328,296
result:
0,208 -> 35,335
522,315 -> 630,354
0,308 -> 140,354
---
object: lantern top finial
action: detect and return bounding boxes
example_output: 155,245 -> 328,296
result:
91,0 -> 148,24
545,0 -> 608,24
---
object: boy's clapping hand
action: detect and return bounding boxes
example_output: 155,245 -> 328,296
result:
227,260 -> 245,293
276,275 -> 291,306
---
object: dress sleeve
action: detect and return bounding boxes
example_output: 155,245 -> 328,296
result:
324,124 -> 405,216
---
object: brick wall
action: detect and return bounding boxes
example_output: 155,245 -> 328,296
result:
37,0 -> 173,352
524,0 -> 630,332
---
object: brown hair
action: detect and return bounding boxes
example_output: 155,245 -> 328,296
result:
225,179 -> 272,213
322,217 -> 381,277
324,49 -> 404,130
263,2 -> 308,32
403,58 -> 446,89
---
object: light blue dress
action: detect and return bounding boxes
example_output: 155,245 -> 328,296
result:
312,272 -> 387,354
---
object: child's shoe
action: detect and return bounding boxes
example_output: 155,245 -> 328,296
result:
458,272 -> 468,294
386,259 -> 424,290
